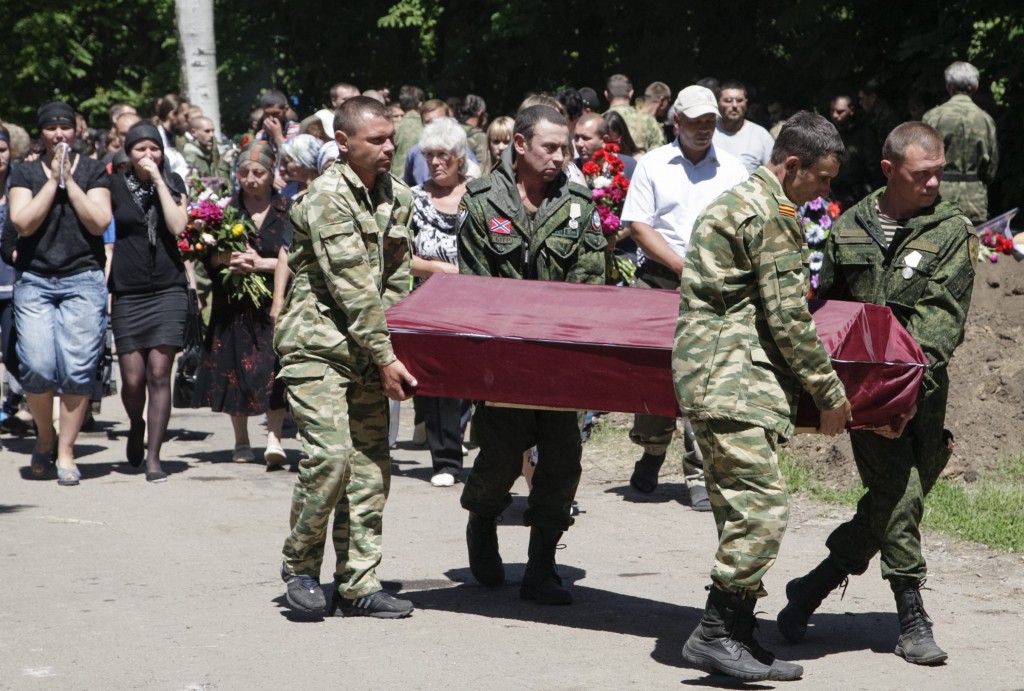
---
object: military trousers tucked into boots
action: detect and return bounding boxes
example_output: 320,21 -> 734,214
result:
281,364 -> 391,599
691,418 -> 788,594
825,378 -> 951,589
461,404 -> 582,530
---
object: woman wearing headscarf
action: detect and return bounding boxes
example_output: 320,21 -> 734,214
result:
280,133 -> 321,199
108,122 -> 188,482
191,140 -> 291,468
7,101 -> 111,486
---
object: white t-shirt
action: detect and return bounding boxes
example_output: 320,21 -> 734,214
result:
621,140 -> 748,260
713,120 -> 775,176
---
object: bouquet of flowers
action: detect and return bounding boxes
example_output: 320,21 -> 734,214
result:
800,197 -> 841,297
978,227 -> 1015,263
581,143 -> 634,283
179,175 -> 273,305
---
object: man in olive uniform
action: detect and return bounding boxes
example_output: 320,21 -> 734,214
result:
604,73 -> 665,155
276,96 -> 418,619
181,116 -> 231,188
674,111 -> 852,682
923,61 -> 998,223
458,105 -> 607,605
778,122 -> 977,666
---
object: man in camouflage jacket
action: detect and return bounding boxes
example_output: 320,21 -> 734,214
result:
674,112 -> 852,682
923,61 -> 998,223
779,122 -> 977,667
275,97 -> 418,619
458,105 -> 606,606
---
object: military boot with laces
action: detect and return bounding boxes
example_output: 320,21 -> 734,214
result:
777,557 -> 849,643
682,586 -> 777,682
894,584 -> 947,665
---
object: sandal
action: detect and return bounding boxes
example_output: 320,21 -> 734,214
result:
30,449 -> 55,480
57,466 -> 81,486
264,444 -> 287,470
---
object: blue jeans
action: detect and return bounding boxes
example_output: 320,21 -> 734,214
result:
14,270 -> 108,396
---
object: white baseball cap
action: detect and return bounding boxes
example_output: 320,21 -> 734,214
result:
673,85 -> 720,118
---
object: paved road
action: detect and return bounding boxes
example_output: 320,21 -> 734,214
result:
2,401 -> 1022,690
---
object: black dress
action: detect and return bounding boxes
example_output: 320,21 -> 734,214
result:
191,194 -> 291,416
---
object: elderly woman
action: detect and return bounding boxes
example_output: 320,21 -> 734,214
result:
7,102 -> 112,486
108,123 -> 188,482
192,140 -> 291,467
409,117 -> 472,487
280,133 -> 321,198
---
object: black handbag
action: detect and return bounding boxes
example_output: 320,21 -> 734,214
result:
172,288 -> 204,409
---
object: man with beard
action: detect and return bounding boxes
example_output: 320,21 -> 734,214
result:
712,80 -> 775,176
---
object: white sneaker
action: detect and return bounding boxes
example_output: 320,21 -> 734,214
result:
462,444 -> 470,457
233,443 -> 255,463
430,472 -> 456,487
412,422 -> 427,446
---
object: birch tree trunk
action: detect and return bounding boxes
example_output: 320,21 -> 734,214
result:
175,0 -> 221,136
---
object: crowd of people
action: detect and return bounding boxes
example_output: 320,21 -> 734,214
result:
0,60 -> 996,680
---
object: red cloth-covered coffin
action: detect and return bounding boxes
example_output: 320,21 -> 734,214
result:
386,274 -> 927,431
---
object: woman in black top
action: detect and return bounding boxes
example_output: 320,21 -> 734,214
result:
109,123 -> 188,482
7,101 -> 111,486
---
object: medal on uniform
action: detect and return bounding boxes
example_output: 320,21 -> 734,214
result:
901,250 -> 922,280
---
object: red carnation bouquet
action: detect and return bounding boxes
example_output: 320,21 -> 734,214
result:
581,143 -> 630,236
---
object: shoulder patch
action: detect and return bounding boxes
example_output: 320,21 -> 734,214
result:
591,209 -> 602,231
778,203 -> 797,219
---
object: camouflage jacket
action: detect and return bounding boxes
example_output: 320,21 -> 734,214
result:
923,95 -> 999,223
606,104 -> 666,155
458,147 -> 607,283
181,138 -> 232,189
393,111 -> 424,181
274,160 -> 413,380
818,189 -> 977,398
674,167 -> 846,437
462,123 -> 488,166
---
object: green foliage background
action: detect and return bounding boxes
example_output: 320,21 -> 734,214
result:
1,0 -> 1021,207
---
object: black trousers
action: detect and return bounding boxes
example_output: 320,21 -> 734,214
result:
419,395 -> 470,474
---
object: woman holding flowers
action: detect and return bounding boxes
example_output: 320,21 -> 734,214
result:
192,140 -> 291,467
108,122 -> 188,482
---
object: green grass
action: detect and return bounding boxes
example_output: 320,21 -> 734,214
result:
782,449 -> 1024,553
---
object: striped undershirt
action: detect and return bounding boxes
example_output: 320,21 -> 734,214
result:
875,201 -> 904,246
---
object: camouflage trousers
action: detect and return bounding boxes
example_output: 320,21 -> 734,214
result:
280,364 -> 391,599
691,418 -> 788,597
461,404 -> 582,530
825,382 -> 951,591
629,264 -> 704,485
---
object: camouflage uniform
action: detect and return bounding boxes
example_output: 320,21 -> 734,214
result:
276,159 -> 413,599
461,123 -> 488,167
458,147 -> 607,529
673,167 -> 847,595
181,138 -> 232,189
817,189 -> 976,590
606,104 -> 666,155
923,95 -> 999,223
393,111 -> 424,181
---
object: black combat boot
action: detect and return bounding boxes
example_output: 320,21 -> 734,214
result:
629,452 -> 665,493
777,558 -> 848,643
734,593 -> 804,681
466,512 -> 504,586
520,526 -> 572,605
894,584 -> 948,665
683,587 -> 780,682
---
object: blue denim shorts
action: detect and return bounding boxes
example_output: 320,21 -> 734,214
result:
14,270 -> 108,396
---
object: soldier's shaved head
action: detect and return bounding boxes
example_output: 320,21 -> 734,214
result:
882,122 -> 943,164
770,111 -> 844,168
334,96 -> 392,136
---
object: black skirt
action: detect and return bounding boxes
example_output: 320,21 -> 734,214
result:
111,285 -> 188,352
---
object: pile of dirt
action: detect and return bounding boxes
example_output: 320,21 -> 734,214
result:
788,257 -> 1024,487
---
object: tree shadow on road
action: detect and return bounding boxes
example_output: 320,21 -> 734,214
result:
604,482 -> 699,508
765,610 -> 899,659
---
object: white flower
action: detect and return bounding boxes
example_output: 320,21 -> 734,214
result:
201,233 -> 216,246
809,251 -> 824,272
199,189 -> 213,202
804,224 -> 825,245
216,196 -> 232,208
592,175 -> 611,189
